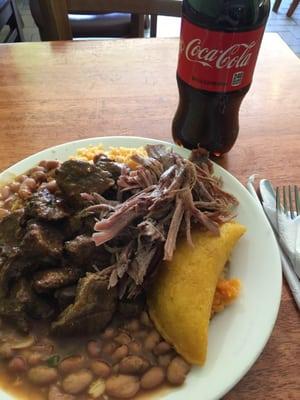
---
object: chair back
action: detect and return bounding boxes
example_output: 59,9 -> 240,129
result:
34,0 -> 182,40
0,0 -> 24,42
67,0 -> 182,16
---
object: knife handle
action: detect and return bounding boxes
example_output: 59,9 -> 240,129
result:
280,250 -> 300,310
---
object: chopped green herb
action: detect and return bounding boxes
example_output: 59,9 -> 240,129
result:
46,354 -> 60,368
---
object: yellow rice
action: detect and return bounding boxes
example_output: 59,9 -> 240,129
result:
72,144 -> 147,169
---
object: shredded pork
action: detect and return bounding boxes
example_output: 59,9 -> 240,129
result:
92,145 -> 238,298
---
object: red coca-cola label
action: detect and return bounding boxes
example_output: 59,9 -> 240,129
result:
177,18 -> 265,92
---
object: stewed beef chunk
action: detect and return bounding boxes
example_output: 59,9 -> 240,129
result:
0,210 -> 24,246
51,272 -> 117,336
20,222 -> 63,261
0,252 -> 32,297
65,212 -> 97,237
55,160 -> 114,206
33,267 -> 82,293
0,299 -> 29,333
25,188 -> 69,221
0,279 -> 54,331
93,154 -> 122,180
11,278 -> 54,320
65,235 -> 111,269
54,285 -> 77,310
0,222 -> 64,293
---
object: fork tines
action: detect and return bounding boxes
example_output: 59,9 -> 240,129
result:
276,185 -> 300,219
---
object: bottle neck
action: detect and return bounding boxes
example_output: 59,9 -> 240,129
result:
184,0 -> 270,32
187,0 -> 223,17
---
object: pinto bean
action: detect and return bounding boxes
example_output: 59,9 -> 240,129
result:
29,166 -> 46,174
58,355 -> 85,375
27,352 -> 43,366
141,367 -> 165,390
87,341 -> 102,358
134,330 -> 148,340
111,345 -> 129,363
23,177 -> 37,190
9,182 -> 21,193
44,160 -> 60,170
38,160 -> 48,168
123,319 -> 140,332
18,186 -> 32,200
105,375 -> 140,399
31,170 -> 47,182
8,356 -> 27,373
48,385 -> 75,400
144,330 -> 160,351
16,174 -> 28,183
118,355 -> 149,375
27,366 -> 58,385
112,364 -> 119,374
166,356 -> 191,386
114,333 -> 131,345
0,186 -> 11,201
158,354 -> 172,368
90,360 -> 111,378
62,370 -> 93,395
0,208 -> 10,220
3,196 -> 14,209
128,341 -> 142,355
45,180 -> 58,193
39,160 -> 60,171
100,327 -> 116,340
102,342 -> 117,356
154,341 -> 172,355
0,343 -> 14,359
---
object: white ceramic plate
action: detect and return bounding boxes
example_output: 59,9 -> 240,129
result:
0,137 -> 282,400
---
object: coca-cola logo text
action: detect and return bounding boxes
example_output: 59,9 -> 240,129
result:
184,39 -> 256,69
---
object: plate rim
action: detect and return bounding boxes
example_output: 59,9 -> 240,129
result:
0,136 -> 282,400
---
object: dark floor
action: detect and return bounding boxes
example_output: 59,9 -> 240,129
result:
15,0 -> 300,57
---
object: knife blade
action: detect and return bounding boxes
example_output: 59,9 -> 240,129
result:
259,179 -> 277,231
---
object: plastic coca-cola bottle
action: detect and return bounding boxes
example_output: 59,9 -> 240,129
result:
172,0 -> 270,155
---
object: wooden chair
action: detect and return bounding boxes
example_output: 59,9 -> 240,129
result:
0,0 -> 24,42
35,0 -> 182,41
272,0 -> 299,17
286,0 -> 299,17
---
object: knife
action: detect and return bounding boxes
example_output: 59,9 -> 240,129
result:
259,179 -> 277,230
247,176 -> 300,310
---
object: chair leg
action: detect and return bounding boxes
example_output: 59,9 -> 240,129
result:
150,15 -> 157,38
11,0 -> 25,41
272,0 -> 283,13
287,0 -> 299,17
131,14 -> 144,37
144,15 -> 150,30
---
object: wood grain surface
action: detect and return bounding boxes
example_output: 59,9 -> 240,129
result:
0,33 -> 299,399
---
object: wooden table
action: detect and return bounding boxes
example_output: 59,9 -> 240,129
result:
0,33 -> 299,399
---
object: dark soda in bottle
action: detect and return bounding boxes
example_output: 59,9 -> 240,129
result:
172,0 -> 270,155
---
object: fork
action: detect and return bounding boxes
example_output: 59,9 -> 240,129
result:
276,185 -> 300,219
275,185 -> 300,307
